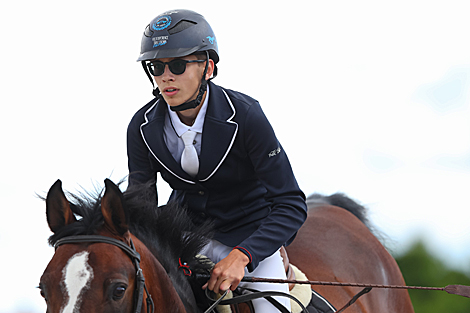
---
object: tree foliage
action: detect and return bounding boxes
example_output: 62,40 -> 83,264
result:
394,240 -> 470,312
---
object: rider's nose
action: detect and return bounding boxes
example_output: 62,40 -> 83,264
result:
160,64 -> 175,81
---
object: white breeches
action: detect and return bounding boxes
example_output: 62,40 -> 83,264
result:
200,239 -> 291,312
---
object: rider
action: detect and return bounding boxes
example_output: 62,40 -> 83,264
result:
127,9 -> 307,312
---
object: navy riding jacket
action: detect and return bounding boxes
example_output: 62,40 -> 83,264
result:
127,81 -> 307,271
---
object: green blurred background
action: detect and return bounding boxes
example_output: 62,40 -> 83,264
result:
394,240 -> 470,312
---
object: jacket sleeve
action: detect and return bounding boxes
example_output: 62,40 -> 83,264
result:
126,103 -> 158,201
234,102 -> 307,271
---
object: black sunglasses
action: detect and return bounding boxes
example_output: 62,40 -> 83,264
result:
146,59 -> 205,76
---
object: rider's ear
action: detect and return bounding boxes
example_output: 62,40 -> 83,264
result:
101,179 -> 129,236
46,179 -> 77,233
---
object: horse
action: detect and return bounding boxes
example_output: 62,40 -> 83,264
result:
39,179 -> 414,312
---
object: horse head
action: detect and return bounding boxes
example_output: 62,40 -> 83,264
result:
39,179 -> 189,313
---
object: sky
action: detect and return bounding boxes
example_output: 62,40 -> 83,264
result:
1,0 -> 469,312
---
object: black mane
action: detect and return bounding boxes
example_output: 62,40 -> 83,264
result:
307,193 -> 370,226
307,192 -> 390,248
47,181 -> 213,311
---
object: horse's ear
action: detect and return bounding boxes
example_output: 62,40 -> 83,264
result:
46,179 -> 77,233
101,179 -> 129,236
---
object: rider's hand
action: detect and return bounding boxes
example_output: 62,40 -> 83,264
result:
202,249 -> 250,294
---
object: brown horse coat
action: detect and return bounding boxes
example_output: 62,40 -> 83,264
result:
286,201 -> 415,312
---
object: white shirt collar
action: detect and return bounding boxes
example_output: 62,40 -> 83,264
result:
168,84 -> 209,137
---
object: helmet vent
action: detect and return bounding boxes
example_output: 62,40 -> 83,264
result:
144,24 -> 154,37
168,20 -> 197,35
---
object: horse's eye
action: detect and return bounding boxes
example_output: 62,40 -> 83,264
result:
113,285 -> 127,300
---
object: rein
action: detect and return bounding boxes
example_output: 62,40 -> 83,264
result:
55,235 -> 155,313
241,276 -> 470,298
241,276 -> 470,312
203,288 -> 309,313
198,274 -> 470,313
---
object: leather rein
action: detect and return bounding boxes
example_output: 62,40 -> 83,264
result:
55,235 -> 154,313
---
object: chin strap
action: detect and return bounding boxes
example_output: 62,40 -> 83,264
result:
170,51 -> 210,112
169,79 -> 207,112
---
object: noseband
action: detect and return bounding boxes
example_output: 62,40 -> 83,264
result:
55,235 -> 154,313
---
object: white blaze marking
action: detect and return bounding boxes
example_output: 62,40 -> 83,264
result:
61,251 -> 94,313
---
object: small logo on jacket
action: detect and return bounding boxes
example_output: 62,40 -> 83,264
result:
268,147 -> 281,158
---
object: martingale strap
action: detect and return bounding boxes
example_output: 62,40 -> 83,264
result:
336,287 -> 372,313
55,235 -> 154,313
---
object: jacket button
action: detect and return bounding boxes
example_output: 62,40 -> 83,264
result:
198,191 -> 205,195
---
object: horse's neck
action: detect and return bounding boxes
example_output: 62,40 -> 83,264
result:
137,241 -> 189,312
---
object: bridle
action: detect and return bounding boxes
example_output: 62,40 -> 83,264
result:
55,235 -> 154,313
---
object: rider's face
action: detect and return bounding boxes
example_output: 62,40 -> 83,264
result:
153,55 -> 214,108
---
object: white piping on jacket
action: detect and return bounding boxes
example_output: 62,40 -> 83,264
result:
199,89 -> 238,182
140,100 -> 196,185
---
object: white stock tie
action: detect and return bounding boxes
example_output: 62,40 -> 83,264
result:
181,130 -> 199,177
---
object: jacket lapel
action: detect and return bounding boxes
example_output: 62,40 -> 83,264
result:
140,99 -> 196,184
140,83 -> 239,184
198,83 -> 238,182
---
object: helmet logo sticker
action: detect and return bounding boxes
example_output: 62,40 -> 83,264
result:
153,15 -> 172,31
206,36 -> 215,44
152,36 -> 168,48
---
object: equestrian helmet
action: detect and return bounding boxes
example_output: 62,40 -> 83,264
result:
137,9 -> 219,63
